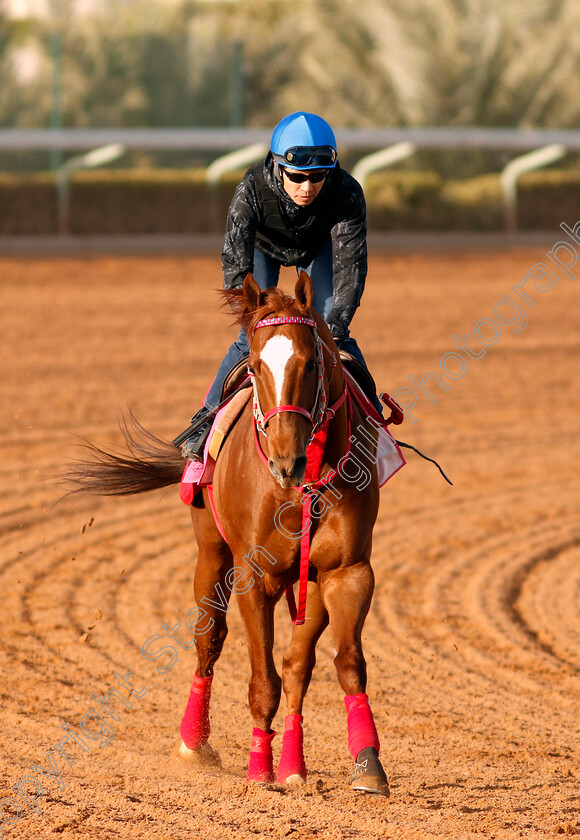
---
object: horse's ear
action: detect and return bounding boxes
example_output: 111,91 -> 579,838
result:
243,273 -> 262,312
295,271 -> 313,314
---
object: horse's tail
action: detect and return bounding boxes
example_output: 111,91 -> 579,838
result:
64,411 -> 184,498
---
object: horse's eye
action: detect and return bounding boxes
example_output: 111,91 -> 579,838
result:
305,360 -> 316,374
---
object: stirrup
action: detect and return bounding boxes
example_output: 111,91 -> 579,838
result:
180,408 -> 213,461
172,376 -> 251,452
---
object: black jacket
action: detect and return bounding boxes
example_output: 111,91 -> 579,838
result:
221,153 -> 367,337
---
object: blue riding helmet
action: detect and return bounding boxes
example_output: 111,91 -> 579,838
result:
270,112 -> 338,170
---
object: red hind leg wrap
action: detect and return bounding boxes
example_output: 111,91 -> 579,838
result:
180,670 -> 213,750
246,727 -> 276,782
344,693 -> 380,759
277,714 -> 307,783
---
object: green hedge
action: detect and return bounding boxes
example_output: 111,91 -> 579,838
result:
0,173 -> 58,235
517,170 -> 580,230
0,170 -> 240,235
0,168 -> 577,235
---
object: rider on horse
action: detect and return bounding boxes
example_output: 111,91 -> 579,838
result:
180,110 -> 378,461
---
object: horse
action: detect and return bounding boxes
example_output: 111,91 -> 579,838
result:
67,271 -> 390,796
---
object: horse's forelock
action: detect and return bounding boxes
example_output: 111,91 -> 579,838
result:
223,286 -> 306,335
248,289 -> 299,333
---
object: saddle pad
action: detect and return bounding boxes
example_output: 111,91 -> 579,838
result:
375,425 -> 406,486
179,388 -> 252,504
208,387 -> 252,461
342,369 -> 406,487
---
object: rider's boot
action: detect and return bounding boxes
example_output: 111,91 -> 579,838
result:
180,406 -> 214,461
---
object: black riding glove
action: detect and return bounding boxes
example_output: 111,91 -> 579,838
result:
328,322 -> 346,345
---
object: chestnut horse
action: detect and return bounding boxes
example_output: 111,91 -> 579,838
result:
68,272 -> 389,796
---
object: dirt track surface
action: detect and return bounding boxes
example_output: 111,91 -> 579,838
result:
1,248 -> 579,839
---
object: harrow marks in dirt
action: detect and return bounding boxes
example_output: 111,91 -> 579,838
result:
1,251 -> 579,839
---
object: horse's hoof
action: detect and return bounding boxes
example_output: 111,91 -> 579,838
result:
178,740 -> 221,767
246,769 -> 276,783
283,773 -> 306,786
350,747 -> 390,797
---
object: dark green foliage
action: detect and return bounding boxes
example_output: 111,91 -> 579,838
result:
1,0 -> 579,134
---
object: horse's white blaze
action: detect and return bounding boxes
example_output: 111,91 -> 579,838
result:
260,335 -> 295,404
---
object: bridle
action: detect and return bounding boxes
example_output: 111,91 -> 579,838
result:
248,315 -> 338,443
247,312 -> 348,627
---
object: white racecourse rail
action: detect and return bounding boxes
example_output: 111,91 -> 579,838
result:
1,127 -> 580,152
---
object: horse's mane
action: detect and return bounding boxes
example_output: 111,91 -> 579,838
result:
222,286 -> 306,334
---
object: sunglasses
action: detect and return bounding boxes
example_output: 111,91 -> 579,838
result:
275,145 -> 337,168
282,168 -> 329,184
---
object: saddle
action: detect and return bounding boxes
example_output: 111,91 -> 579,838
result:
221,355 -> 251,401
338,351 -> 377,405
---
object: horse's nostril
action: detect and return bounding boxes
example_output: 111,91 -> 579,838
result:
268,457 -> 306,483
294,456 -> 307,477
268,459 -> 286,478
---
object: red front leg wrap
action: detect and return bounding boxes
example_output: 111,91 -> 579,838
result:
344,693 -> 380,759
179,670 -> 213,750
247,727 -> 276,782
276,714 -> 307,783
